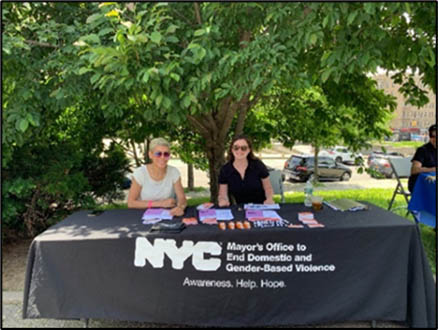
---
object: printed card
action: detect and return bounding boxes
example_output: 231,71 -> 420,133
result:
199,209 -> 216,221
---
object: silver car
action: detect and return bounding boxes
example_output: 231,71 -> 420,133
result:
368,152 -> 406,178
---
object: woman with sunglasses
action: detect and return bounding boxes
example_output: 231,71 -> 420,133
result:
127,138 -> 187,216
218,135 -> 274,206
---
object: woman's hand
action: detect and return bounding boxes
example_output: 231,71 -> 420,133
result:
160,198 -> 176,208
218,198 -> 230,207
264,198 -> 275,205
170,206 -> 184,216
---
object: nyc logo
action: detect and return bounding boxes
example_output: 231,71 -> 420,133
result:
134,238 -> 222,271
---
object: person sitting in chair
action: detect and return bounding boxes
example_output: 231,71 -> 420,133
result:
408,124 -> 437,193
218,135 -> 274,206
127,137 -> 187,216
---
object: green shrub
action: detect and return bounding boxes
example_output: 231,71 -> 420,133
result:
2,140 -> 130,241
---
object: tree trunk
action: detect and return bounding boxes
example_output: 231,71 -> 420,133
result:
205,139 -> 226,203
187,163 -> 194,191
234,95 -> 249,136
313,144 -> 319,182
144,138 -> 151,164
130,140 -> 141,167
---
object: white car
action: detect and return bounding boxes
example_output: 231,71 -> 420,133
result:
319,146 -> 363,165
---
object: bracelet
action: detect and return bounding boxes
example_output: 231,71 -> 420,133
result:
147,200 -> 153,208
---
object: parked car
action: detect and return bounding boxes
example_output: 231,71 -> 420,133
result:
367,151 -> 404,166
319,146 -> 363,165
367,152 -> 406,178
283,155 -> 352,182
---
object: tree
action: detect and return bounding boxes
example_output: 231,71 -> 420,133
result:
75,2 -> 435,201
2,3 -> 131,239
3,2 -> 435,210
267,76 -> 397,181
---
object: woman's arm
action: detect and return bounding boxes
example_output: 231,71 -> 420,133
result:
261,177 -> 275,204
218,184 -> 230,207
170,178 -> 187,216
127,178 -> 169,209
411,160 -> 436,175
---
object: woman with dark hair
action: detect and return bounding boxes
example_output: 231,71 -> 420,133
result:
218,135 -> 274,206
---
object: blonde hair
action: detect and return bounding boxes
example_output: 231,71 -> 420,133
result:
150,137 -> 170,152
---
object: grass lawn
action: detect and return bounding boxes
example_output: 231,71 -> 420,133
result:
108,188 -> 436,275
375,141 -> 424,149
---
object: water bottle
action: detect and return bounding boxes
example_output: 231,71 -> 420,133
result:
304,180 -> 313,207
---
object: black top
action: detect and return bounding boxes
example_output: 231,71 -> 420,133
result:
408,142 -> 437,192
218,159 -> 269,204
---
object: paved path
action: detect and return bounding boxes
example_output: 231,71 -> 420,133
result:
168,156 -> 401,198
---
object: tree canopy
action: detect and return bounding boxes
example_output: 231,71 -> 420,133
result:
2,2 -> 436,237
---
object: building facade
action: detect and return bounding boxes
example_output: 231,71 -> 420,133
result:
373,74 -> 436,130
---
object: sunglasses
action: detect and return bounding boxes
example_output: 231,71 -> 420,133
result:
232,145 -> 249,152
430,134 -> 436,138
153,151 -> 171,159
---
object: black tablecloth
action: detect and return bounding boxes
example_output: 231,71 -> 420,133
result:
22,203 -> 436,327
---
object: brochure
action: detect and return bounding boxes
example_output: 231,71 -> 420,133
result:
199,209 -> 234,221
245,210 -> 282,221
244,203 -> 280,210
215,209 -> 234,220
142,208 -> 173,221
196,202 -> 214,211
199,209 -> 216,221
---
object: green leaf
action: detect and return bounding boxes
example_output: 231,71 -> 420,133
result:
155,94 -> 163,107
187,43 -> 200,50
322,15 -> 329,28
166,36 -> 179,43
90,73 -> 101,85
18,119 -> 28,132
194,29 -> 205,36
363,3 -> 375,15
85,34 -> 100,44
321,68 -> 334,83
150,32 -> 162,44
170,73 -> 180,82
167,25 -> 178,34
347,11 -> 358,25
78,67 -> 91,75
182,95 -> 191,108
162,97 -> 171,109
142,72 -> 150,83
86,13 -> 103,24
98,28 -> 114,37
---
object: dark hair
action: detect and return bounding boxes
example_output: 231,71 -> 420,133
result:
429,124 -> 436,137
227,135 -> 259,162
